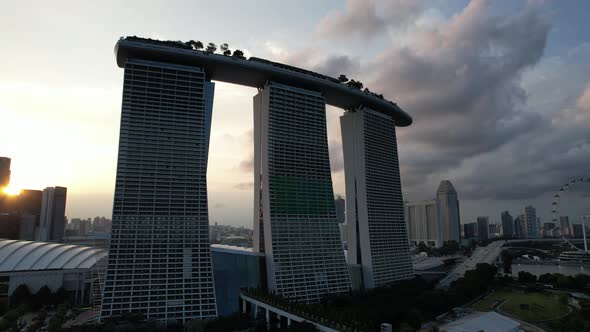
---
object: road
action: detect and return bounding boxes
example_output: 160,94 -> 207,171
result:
438,240 -> 506,288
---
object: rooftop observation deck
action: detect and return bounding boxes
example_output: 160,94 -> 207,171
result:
115,37 -> 412,127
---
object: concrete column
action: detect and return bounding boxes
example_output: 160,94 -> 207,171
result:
265,308 -> 270,330
242,299 -> 246,314
287,317 -> 291,326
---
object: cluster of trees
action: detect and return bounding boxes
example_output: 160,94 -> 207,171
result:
184,40 -> 245,58
336,74 -> 385,99
9,284 -> 69,310
517,272 -> 590,290
243,264 -> 498,332
61,312 -> 315,332
124,36 -> 246,59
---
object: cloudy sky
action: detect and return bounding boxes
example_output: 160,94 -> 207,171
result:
1,0 -> 589,227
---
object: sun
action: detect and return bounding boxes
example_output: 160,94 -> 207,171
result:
2,185 -> 21,196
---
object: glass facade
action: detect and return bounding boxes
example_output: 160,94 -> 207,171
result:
210,246 -> 264,316
254,82 -> 351,302
341,108 -> 414,289
100,59 -> 217,322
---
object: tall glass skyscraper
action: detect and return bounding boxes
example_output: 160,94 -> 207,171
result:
341,107 -> 414,289
436,180 -> 461,243
253,82 -> 351,302
100,59 -> 217,321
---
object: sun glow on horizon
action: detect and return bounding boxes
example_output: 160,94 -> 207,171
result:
2,185 -> 21,196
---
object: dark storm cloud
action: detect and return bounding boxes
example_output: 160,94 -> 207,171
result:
252,0 -> 589,202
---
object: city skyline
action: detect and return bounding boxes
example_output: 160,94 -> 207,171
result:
2,0 -> 590,227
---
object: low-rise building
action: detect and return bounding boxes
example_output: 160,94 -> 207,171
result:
0,239 -> 107,305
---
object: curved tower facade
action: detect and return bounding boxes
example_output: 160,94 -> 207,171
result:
436,180 -> 461,243
101,59 -> 217,321
253,82 -> 351,302
341,107 -> 414,289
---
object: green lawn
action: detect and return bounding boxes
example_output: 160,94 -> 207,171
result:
485,290 -> 570,321
471,299 -> 497,312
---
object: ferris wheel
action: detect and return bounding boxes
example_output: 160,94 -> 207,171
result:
551,177 -> 590,251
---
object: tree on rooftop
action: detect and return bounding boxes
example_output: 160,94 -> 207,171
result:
206,42 -> 217,53
220,43 -> 229,52
232,49 -> 245,59
337,74 -> 349,83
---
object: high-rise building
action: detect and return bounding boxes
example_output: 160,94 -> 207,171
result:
0,157 -> 10,188
463,222 -> 477,239
436,180 -> 461,243
514,214 -> 526,238
253,82 -> 350,302
524,206 -> 538,239
341,107 -> 413,289
501,211 -> 514,238
488,223 -> 501,236
477,217 -> 489,241
543,222 -> 557,237
335,195 -> 346,224
101,59 -> 218,321
560,216 -> 571,237
405,181 -> 461,248
405,200 -> 440,247
573,224 -> 584,238
38,186 -> 67,242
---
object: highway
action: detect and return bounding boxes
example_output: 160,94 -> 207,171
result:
438,240 -> 506,288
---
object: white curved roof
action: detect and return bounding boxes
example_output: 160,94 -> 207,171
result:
0,239 -> 107,272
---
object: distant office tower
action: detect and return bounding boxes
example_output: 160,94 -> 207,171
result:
101,60 -> 217,321
405,200 -> 441,247
573,224 -> 584,238
38,186 -> 67,242
436,180 -> 461,243
335,195 -> 346,224
253,82 -> 350,302
477,217 -> 489,241
514,214 -> 525,238
0,157 -> 10,188
488,223 -> 501,236
341,107 -> 413,289
524,206 -> 538,239
464,222 -> 477,239
501,211 -> 514,238
560,216 -> 571,237
543,222 -> 557,237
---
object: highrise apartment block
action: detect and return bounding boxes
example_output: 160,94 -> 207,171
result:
560,216 -> 571,237
405,200 -> 440,247
525,205 -> 538,239
253,82 -> 350,302
341,107 -> 413,289
0,157 -> 10,188
405,180 -> 461,247
501,211 -> 514,238
464,222 -> 476,239
335,195 -> 346,224
38,186 -> 67,242
477,217 -> 489,241
101,60 -> 217,321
